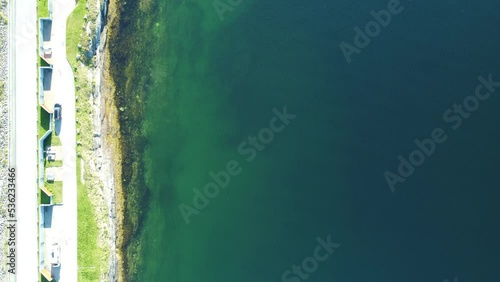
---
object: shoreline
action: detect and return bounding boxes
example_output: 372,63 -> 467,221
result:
98,1 -> 125,280
96,0 -> 125,278
85,0 -> 133,279
98,0 -> 153,279
104,0 -> 163,279
93,22 -> 122,281
68,0 -> 124,279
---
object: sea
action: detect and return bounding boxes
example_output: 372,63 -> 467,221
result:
115,0 -> 500,281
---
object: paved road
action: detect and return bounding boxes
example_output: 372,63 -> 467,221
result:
12,0 -> 39,279
9,0 -> 77,279
50,0 -> 77,280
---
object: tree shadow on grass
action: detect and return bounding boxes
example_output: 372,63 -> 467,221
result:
45,133 -> 53,149
40,108 -> 51,132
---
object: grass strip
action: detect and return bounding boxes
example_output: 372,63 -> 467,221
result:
44,181 -> 63,204
37,0 -> 49,18
76,158 -> 100,281
68,0 -> 102,280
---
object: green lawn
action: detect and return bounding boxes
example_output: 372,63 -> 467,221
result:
0,82 -> 4,108
0,11 -> 8,24
40,188 -> 52,205
45,159 -> 63,168
40,57 -> 50,67
40,129 -> 62,148
38,106 -> 62,146
47,133 -> 62,146
38,106 -> 50,134
68,1 -> 103,280
66,0 -> 87,67
37,0 -> 49,18
76,158 -> 100,281
45,181 -> 63,204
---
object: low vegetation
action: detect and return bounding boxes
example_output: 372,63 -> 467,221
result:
37,0 -> 49,18
0,12 -> 7,25
38,106 -> 49,135
67,0 -> 106,280
76,159 -> 100,281
44,181 -> 63,204
68,0 -> 98,151
38,106 -> 62,151
67,0 -> 100,69
40,188 -> 51,205
45,160 -> 63,168
0,82 -> 4,109
39,57 -> 50,67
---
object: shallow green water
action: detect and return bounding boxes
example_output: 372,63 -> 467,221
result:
116,0 -> 500,281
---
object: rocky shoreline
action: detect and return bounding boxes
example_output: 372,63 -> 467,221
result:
0,0 -> 9,279
87,0 -> 125,281
105,0 -> 159,279
88,24 -> 121,282
90,18 -> 123,282
73,0 -> 123,280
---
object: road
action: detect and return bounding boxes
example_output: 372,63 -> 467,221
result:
9,0 -> 77,279
11,0 -> 39,279
49,0 -> 77,280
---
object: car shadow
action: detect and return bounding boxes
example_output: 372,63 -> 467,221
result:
54,119 -> 62,136
51,265 -> 61,281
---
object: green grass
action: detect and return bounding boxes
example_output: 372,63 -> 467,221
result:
67,0 -> 96,151
38,106 -> 50,135
40,188 -> 52,205
76,158 -> 100,281
45,160 -> 63,168
0,12 -> 7,24
68,1 -> 103,280
37,0 -> 49,18
40,132 -> 62,156
38,106 -> 62,147
40,57 -> 50,67
45,181 -> 63,204
47,133 -> 62,146
40,273 -> 55,282
0,82 -> 4,113
66,0 -> 87,67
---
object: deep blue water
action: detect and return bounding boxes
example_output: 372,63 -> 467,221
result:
134,0 -> 500,281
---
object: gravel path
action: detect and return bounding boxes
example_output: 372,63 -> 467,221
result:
0,0 -> 9,279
